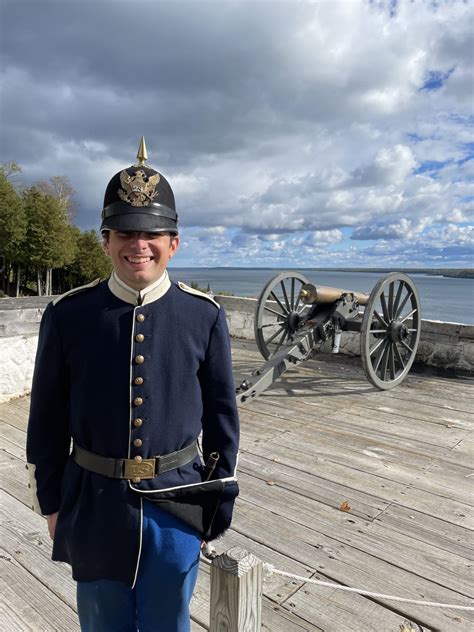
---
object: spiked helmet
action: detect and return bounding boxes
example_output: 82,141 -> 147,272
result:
100,137 -> 178,234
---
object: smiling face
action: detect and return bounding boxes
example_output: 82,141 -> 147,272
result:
103,230 -> 179,290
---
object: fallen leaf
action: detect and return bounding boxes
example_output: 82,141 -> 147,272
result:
339,501 -> 351,512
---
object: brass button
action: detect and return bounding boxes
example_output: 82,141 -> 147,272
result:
134,455 -> 143,463
134,377 -> 144,386
133,439 -> 143,447
135,334 -> 145,343
132,477 -> 141,483
133,418 -> 143,427
135,355 -> 144,365
136,313 -> 145,322
133,397 -> 143,406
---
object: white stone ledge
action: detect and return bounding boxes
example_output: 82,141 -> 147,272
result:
0,334 -> 37,403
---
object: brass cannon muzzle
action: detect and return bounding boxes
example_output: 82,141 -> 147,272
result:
299,283 -> 369,306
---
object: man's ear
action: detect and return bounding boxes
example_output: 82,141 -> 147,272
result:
169,234 -> 180,259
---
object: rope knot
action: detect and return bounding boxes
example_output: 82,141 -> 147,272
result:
262,563 -> 275,581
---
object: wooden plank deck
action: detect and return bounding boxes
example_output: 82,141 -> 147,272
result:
0,339 -> 472,631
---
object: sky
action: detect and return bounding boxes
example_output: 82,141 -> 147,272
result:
1,0 -> 473,268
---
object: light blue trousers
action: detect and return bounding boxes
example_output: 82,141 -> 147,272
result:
77,500 -> 201,632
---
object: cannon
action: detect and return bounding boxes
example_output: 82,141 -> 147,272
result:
235,271 -> 421,405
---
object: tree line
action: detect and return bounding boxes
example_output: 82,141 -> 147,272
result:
0,162 -> 112,297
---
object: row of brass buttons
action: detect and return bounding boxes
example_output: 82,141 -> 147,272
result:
133,312 -> 146,481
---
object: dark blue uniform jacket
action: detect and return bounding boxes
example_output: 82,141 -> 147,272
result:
26,272 -> 240,586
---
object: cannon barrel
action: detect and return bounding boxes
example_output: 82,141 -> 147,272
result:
299,283 -> 370,306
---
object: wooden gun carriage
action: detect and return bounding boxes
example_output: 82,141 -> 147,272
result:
235,272 -> 421,405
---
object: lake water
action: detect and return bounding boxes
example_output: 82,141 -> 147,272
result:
168,267 -> 474,325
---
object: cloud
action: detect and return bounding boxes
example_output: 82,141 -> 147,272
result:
425,224 -> 474,246
1,0 -> 472,267
306,230 -> 343,245
351,218 -> 417,241
348,145 -> 417,186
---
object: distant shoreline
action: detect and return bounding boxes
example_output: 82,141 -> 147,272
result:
170,267 -> 474,279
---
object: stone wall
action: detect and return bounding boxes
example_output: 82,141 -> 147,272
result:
0,295 -> 472,402
0,298 -> 53,403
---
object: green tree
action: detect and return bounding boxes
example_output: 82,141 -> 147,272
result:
62,229 -> 112,289
23,187 -> 77,295
0,171 -> 27,295
36,175 -> 76,220
0,161 -> 22,181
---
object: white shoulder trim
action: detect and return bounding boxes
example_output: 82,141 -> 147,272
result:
176,281 -> 220,308
52,278 -> 101,306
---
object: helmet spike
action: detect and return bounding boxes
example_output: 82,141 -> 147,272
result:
136,136 -> 148,165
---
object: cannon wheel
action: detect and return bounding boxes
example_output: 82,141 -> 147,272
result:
255,271 -> 311,360
361,273 -> 421,389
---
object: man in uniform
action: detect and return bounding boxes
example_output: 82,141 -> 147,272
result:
26,138 -> 240,632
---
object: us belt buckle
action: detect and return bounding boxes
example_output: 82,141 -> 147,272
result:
123,458 -> 155,480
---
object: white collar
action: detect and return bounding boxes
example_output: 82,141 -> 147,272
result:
108,270 -> 171,306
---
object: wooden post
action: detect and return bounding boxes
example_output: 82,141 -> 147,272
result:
209,546 -> 262,632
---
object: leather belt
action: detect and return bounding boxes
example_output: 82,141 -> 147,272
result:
72,442 -> 198,480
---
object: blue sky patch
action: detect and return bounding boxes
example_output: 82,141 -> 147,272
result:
420,68 -> 455,91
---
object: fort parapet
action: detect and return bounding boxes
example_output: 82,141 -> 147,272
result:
1,295 -> 473,402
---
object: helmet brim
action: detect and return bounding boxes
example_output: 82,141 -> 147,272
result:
100,212 -> 178,234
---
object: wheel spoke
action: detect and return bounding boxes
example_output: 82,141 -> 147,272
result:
392,281 -> 404,317
265,325 -> 286,345
389,344 -> 396,380
260,322 -> 283,329
394,290 -> 412,320
393,342 -> 405,371
373,339 -> 388,372
379,340 -> 390,380
280,281 -> 291,312
270,291 -> 288,315
400,308 -> 417,324
274,329 -> 288,354
380,292 -> 390,321
373,310 -> 388,328
264,305 -> 286,319
400,339 -> 414,354
369,336 -> 386,356
290,277 -> 295,310
294,294 -> 302,312
388,283 -> 394,320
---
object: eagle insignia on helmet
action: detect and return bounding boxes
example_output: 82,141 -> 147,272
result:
118,169 -> 160,207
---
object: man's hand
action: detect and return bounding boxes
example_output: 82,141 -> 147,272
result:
46,512 -> 59,541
